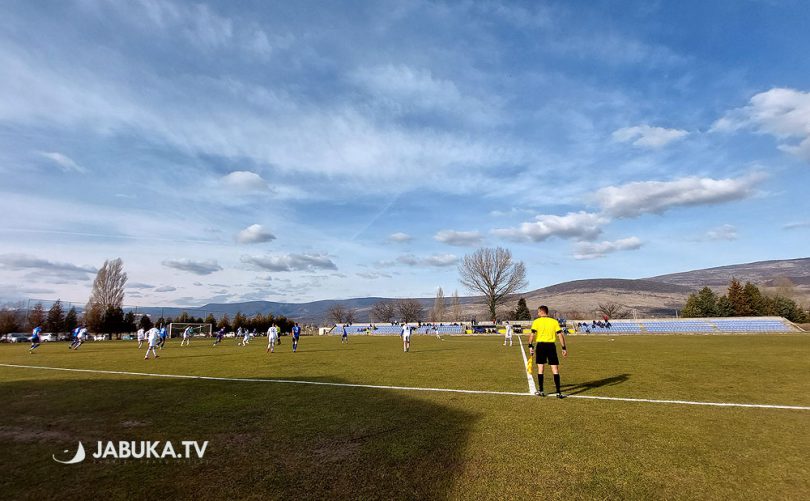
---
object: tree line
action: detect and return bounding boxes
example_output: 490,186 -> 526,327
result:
681,278 -> 807,322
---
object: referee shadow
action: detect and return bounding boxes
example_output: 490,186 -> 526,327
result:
562,373 -> 630,395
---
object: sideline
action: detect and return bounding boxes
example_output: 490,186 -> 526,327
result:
516,334 -> 536,394
1,362 -> 808,411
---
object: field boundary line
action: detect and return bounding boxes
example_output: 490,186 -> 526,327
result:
516,335 -> 536,394
1,363 -> 809,411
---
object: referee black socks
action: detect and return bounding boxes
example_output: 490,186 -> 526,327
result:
537,374 -> 543,393
553,374 -> 561,394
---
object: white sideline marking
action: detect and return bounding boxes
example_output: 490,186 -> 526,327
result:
516,335 -> 536,394
1,363 -> 809,411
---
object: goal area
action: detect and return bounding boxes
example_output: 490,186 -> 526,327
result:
169,323 -> 213,338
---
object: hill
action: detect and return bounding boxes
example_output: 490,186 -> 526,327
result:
139,257 -> 809,324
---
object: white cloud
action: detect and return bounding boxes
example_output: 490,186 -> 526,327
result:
126,282 -> 155,289
783,221 -> 810,230
492,212 -> 606,242
236,224 -> 276,244
38,151 -> 87,174
241,253 -> 337,272
221,171 -> 270,192
612,125 -> 688,149
162,258 -> 222,275
595,175 -> 759,218
705,224 -> 738,241
388,232 -> 413,243
712,88 -> 810,162
395,254 -> 458,267
434,230 -> 483,246
574,237 -> 642,260
356,271 -> 392,279
0,253 -> 96,281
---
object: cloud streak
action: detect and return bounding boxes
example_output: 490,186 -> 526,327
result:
241,253 -> 337,272
162,258 -> 223,275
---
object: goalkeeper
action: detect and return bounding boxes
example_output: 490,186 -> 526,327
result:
527,305 -> 568,398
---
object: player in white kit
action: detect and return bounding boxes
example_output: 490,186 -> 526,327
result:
136,328 -> 145,348
144,327 -> 160,359
266,324 -> 278,353
181,326 -> 193,346
401,324 -> 414,353
503,321 -> 513,346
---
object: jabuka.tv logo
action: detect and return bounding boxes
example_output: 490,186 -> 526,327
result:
53,440 -> 208,464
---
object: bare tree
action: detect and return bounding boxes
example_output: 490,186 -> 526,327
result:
370,301 -> 396,323
451,290 -> 461,322
397,299 -> 424,323
431,287 -> 446,322
458,247 -> 527,322
345,308 -> 357,324
327,304 -> 347,324
596,302 -> 629,319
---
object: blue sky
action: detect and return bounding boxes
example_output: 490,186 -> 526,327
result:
1,0 -> 808,306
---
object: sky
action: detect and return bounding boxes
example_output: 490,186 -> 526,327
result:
0,0 -> 809,307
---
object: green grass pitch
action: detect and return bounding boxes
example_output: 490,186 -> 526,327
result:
1,334 -> 808,500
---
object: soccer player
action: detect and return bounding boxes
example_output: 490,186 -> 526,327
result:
341,324 -> 348,344
266,324 -> 278,353
212,327 -> 225,347
239,327 -> 251,346
29,325 -> 42,353
433,324 -> 443,341
181,326 -> 193,346
158,325 -> 168,349
503,321 -> 513,347
71,325 -> 88,350
144,327 -> 160,360
136,327 -> 145,348
236,327 -> 243,346
527,306 -> 568,398
291,323 -> 301,352
68,326 -> 80,349
401,323 -> 413,352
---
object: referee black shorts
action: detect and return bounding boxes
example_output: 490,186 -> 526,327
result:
535,342 -> 559,365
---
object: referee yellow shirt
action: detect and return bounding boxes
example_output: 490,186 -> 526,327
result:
531,317 -> 561,343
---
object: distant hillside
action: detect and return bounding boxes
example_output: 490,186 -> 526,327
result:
136,257 -> 809,324
647,258 -> 810,288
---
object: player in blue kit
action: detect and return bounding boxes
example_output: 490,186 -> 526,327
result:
291,323 -> 301,352
29,326 -> 42,353
341,324 -> 348,344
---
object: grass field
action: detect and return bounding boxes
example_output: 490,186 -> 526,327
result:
1,334 -> 809,500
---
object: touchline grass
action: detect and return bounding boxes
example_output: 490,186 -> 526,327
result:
1,334 -> 808,500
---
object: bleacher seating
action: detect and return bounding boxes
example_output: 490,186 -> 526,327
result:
329,324 -> 465,335
711,319 -> 792,332
645,320 -> 715,333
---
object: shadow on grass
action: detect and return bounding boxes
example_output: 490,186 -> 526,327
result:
0,376 -> 477,500
562,373 -> 630,395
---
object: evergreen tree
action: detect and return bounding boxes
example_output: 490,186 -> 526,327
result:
765,295 -> 808,323
217,314 -> 231,332
64,307 -> 78,333
233,312 -> 246,330
727,278 -> 750,316
716,296 -> 734,317
138,314 -> 153,331
513,298 -> 532,320
28,302 -> 46,329
204,313 -> 216,328
742,282 -> 765,315
124,311 -> 137,332
46,300 -> 65,333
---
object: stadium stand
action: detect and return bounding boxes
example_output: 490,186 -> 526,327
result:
326,317 -> 798,336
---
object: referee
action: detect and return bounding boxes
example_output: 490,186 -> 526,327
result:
528,305 -> 568,398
